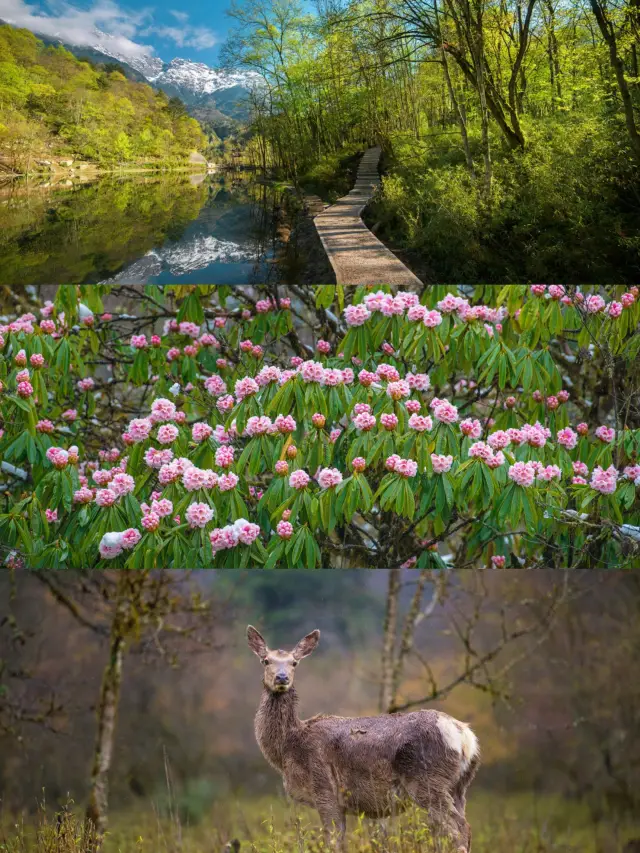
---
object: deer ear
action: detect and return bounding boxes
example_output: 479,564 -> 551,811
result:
247,625 -> 268,658
293,629 -> 320,660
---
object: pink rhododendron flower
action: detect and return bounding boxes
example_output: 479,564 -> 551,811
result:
491,556 -> 506,568
121,528 -> 142,549
573,461 -> 589,477
312,413 -> 326,428
432,400 -> 459,424
256,366 -> 282,386
157,424 -> 179,444
352,457 -> 366,472
530,285 -> 547,296
151,499 -> 174,518
142,512 -> 160,532
130,334 -> 148,349
277,520 -> 294,539
460,418 -> 483,439
317,467 -> 343,489
218,472 -> 239,492
557,428 -> 578,450
572,476 -> 588,485
488,431 -> 510,450
17,381 -> 33,398
46,447 -> 69,469
151,398 -> 177,422
186,502 -> 214,528
317,340 -> 331,354
192,422 -> 213,442
110,473 -> 135,496
95,489 -> 117,507
275,460 -> 289,476
45,509 -> 58,523
36,419 -> 55,434
387,380 -> 411,401
14,349 -> 27,366
586,294 -> 606,313
29,353 -> 44,368
595,425 -> 615,443
99,532 -> 124,559
235,376 -> 259,401
377,364 -> 400,382
344,304 -> 371,326
73,487 -> 94,504
408,414 -> 433,432
590,465 -> 618,494
274,414 -> 296,433
204,375 -> 227,396
289,469 -> 310,490
215,446 -> 235,468
353,412 -> 376,431
298,360 -> 325,383
358,370 -> 377,386
183,466 -> 217,491
321,368 -> 344,386
128,418 -> 152,442
508,462 -> 536,487
431,454 -> 453,474
246,415 -> 273,436
407,373 -> 430,391
380,413 -> 399,431
424,310 -> 443,328
607,301 -> 623,318
537,465 -> 562,482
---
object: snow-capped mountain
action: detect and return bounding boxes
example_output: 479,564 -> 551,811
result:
88,29 -> 165,79
19,23 -> 262,124
150,58 -> 260,96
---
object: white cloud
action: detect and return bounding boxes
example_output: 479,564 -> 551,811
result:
0,0 -> 217,57
147,24 -> 216,48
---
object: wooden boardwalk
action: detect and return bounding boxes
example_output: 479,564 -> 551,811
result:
314,147 -> 422,285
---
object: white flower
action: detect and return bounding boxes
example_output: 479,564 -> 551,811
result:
169,382 -> 181,396
78,303 -> 94,321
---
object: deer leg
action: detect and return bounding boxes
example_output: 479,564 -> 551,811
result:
405,788 -> 470,853
317,804 -> 346,853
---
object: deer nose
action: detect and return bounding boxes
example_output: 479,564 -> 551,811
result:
275,672 -> 289,684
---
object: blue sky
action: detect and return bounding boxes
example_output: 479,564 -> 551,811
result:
0,0 -> 231,65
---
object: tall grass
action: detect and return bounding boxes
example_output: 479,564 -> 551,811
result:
2,792 -> 639,853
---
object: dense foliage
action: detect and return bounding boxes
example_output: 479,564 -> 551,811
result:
0,26 -> 206,171
224,0 -> 640,281
0,284 -> 639,569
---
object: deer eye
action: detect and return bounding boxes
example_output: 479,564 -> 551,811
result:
292,661 -> 298,667
262,659 -> 270,666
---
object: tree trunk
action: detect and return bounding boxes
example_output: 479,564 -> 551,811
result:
379,567 -> 401,713
85,587 -> 130,841
590,0 -> 640,164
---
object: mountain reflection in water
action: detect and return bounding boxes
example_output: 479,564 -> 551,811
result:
0,172 -> 287,285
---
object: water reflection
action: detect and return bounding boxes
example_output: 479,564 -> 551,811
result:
0,172 -> 288,285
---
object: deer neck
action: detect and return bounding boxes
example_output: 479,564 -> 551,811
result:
255,686 -> 301,771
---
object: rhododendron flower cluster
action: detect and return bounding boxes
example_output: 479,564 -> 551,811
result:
386,455 -> 418,478
186,502 -> 215,528
590,466 -> 618,494
99,529 -> 142,559
289,469 -> 311,490
509,462 -> 537,487
431,454 -> 453,474
210,519 -> 261,551
317,468 -> 343,489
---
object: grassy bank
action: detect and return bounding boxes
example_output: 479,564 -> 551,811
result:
3,792 -> 639,853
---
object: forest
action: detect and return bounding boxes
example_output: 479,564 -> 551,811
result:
223,0 -> 640,281
1,569 -> 639,853
0,26 -> 206,172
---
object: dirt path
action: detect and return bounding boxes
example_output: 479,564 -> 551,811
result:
313,147 -> 422,285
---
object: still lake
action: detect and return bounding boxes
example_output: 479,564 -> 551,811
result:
0,172 -> 298,285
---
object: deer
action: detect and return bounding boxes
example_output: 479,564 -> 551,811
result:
247,626 -> 480,853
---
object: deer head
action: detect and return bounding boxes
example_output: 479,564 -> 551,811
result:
247,626 -> 320,693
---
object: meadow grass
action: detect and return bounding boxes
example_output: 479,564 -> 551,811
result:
2,791 -> 639,853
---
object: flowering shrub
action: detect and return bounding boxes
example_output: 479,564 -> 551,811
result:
0,284 -> 639,569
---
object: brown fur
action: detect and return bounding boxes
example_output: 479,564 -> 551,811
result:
247,626 -> 480,853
